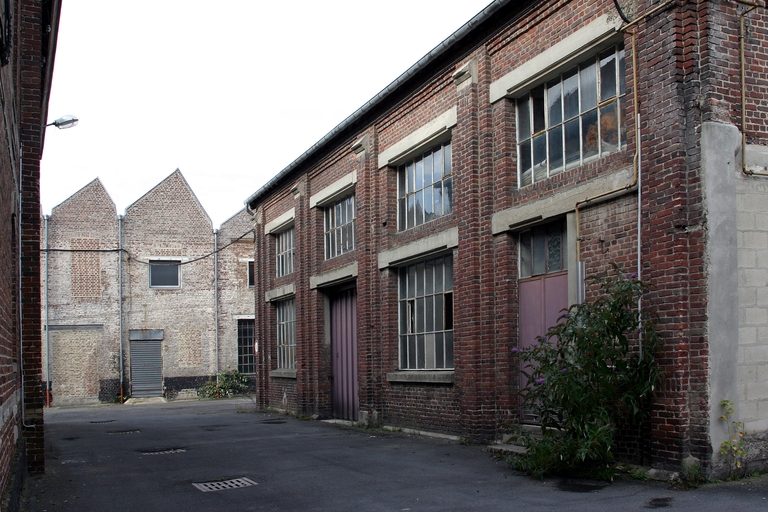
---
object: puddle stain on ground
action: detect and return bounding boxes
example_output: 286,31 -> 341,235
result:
556,480 -> 609,493
645,497 -> 673,509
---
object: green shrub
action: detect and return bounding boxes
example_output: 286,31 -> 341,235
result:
197,368 -> 250,399
512,265 -> 661,478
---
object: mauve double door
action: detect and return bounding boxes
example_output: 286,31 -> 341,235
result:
331,288 -> 358,421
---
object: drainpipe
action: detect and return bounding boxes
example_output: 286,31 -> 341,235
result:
44,215 -> 50,406
214,229 -> 220,392
118,215 -> 124,403
737,1 -> 768,177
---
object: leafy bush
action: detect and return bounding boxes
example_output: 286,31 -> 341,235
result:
197,368 -> 250,399
512,266 -> 661,478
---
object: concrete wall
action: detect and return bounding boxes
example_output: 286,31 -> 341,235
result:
737,143 -> 768,470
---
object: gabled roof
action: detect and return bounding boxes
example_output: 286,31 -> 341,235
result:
125,168 -> 212,228
50,177 -> 116,216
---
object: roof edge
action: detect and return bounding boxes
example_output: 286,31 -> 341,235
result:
245,0 -> 517,209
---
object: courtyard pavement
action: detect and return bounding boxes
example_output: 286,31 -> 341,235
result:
20,398 -> 768,511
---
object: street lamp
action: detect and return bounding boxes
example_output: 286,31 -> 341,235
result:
46,115 -> 78,129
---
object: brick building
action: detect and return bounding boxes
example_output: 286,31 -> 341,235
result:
245,0 -> 768,477
42,170 -> 255,405
0,0 -> 61,509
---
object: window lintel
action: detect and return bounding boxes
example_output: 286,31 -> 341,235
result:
378,107 -> 457,169
490,14 -> 623,103
265,282 -> 295,303
386,371 -> 455,384
310,171 -> 357,209
265,208 -> 296,234
377,227 -> 458,269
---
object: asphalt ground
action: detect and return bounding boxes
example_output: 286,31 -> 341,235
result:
20,398 -> 768,511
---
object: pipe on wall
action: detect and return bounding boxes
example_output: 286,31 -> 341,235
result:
214,229 -> 219,390
736,0 -> 768,177
44,215 -> 50,406
118,215 -> 124,402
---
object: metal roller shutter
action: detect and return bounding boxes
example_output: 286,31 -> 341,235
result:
130,340 -> 163,397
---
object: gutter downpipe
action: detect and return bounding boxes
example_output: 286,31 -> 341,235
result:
44,215 -> 50,406
574,0 -> 676,342
118,215 -> 124,403
737,1 -> 768,177
214,229 -> 220,395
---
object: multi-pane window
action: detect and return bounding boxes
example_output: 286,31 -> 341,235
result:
149,260 -> 180,288
520,220 -> 567,278
247,261 -> 255,287
275,228 -> 294,278
398,256 -> 454,370
517,44 -> 626,187
237,319 -> 255,374
398,141 -> 452,231
276,299 -> 296,369
324,195 -> 355,259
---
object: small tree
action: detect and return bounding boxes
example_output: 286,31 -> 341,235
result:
512,266 -> 660,478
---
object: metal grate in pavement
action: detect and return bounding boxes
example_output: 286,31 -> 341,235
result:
192,477 -> 258,492
108,430 -> 140,435
90,420 -> 116,424
141,448 -> 186,456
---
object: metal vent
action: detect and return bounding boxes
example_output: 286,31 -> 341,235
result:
141,448 -> 186,456
192,478 -> 258,492
108,430 -> 140,435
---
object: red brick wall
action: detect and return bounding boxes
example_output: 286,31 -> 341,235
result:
248,0 -> 768,473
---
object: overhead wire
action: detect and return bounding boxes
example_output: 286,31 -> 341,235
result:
40,228 -> 255,266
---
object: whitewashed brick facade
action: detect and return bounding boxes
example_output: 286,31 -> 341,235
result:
43,171 -> 255,404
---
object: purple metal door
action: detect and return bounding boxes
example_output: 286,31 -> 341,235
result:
331,288 -> 358,421
519,271 -> 568,421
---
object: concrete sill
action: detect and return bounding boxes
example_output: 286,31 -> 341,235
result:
386,371 -> 454,384
270,369 -> 297,379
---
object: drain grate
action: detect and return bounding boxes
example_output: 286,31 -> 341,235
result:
108,429 -> 140,435
141,448 -> 186,456
192,477 -> 258,492
90,420 -> 116,424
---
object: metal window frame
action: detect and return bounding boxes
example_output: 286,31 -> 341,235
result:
275,228 -> 294,278
237,319 -> 255,374
397,141 -> 453,231
397,255 -> 455,371
516,43 -> 627,187
148,260 -> 181,288
324,194 -> 356,260
276,299 -> 296,370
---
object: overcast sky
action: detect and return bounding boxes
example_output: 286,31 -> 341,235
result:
41,1 -> 493,227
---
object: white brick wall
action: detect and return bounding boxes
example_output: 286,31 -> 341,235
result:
217,209 -> 256,374
44,178 -> 120,403
44,172 -> 256,404
738,176 -> 768,432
